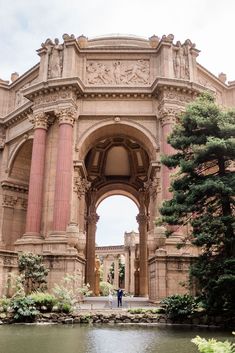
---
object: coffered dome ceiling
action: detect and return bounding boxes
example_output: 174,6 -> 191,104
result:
85,136 -> 149,190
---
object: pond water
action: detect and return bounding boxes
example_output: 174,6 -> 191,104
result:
0,324 -> 233,353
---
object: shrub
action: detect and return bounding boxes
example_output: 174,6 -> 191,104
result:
161,294 -> 197,320
18,253 -> 49,294
0,297 -> 11,312
99,281 -> 113,296
11,296 -> 39,322
29,292 -> 57,312
192,336 -> 235,353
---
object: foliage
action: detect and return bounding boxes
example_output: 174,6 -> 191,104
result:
78,283 -> 92,298
192,336 -> 235,353
108,259 -> 125,284
0,297 -> 11,312
99,281 -> 114,296
52,274 -> 87,312
29,292 -> 57,312
18,253 -> 49,294
161,294 -> 197,320
159,92 -> 235,314
11,296 -> 39,321
128,308 -> 163,314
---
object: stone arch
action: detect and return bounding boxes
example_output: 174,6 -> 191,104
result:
8,138 -> 33,182
78,118 -> 158,161
95,184 -> 140,208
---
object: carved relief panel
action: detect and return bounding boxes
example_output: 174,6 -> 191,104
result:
86,60 -> 150,85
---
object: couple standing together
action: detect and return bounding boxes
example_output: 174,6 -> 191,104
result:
108,288 -> 123,308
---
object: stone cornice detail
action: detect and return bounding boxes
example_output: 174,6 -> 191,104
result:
3,104 -> 33,128
55,107 -> 77,126
1,180 -> 29,193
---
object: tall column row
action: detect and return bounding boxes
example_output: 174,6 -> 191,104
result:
24,107 -> 76,239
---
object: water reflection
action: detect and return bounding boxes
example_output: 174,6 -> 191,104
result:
0,324 -> 232,353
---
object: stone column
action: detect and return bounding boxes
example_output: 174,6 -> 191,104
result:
129,246 -> 135,294
136,190 -> 148,297
124,248 -> 130,293
86,204 -> 99,293
160,113 -> 176,200
52,108 -> 76,232
113,256 -> 119,289
25,112 -> 48,236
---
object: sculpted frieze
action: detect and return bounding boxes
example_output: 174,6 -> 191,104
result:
86,60 -> 150,85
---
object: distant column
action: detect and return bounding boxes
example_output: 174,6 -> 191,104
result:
25,112 -> 48,236
52,107 -> 76,231
124,248 -> 130,292
113,256 -> 119,289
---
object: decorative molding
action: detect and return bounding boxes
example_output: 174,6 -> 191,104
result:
1,180 -> 28,194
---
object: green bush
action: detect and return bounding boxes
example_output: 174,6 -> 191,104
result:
192,336 -> 235,353
99,281 -> 113,296
60,302 -> 72,313
11,296 -> 39,322
161,294 -> 197,320
18,253 -> 49,294
0,297 -> 11,312
29,292 -> 57,312
128,308 -> 164,315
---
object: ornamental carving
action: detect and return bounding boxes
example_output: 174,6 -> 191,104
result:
136,212 -> 149,225
55,107 -> 77,126
29,112 -> 48,130
74,174 -> 91,198
2,195 -> 18,208
144,176 -> 161,198
158,106 -> 179,125
86,60 -> 150,85
86,212 -> 99,224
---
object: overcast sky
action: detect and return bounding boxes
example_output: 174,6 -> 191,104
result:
1,0 -> 234,245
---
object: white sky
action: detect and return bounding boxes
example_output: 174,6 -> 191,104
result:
1,0 -> 235,245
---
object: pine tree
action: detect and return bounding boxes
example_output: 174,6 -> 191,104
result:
160,92 -> 235,314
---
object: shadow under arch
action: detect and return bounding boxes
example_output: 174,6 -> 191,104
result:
78,118 -> 158,161
8,138 -> 33,182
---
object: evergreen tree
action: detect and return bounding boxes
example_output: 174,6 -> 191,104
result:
159,92 -> 235,314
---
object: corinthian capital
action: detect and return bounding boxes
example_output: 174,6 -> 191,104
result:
55,107 -> 77,126
29,112 -> 48,130
136,212 -> 149,225
159,106 -> 178,126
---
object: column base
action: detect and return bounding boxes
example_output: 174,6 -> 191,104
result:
43,231 -> 76,255
14,232 -> 44,253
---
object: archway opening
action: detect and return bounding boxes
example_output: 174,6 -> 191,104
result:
95,195 -> 139,294
96,195 -> 138,246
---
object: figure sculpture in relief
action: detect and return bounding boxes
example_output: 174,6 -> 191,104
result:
126,60 -> 149,84
48,38 -> 63,78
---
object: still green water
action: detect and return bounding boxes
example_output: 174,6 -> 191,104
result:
0,324 -> 233,353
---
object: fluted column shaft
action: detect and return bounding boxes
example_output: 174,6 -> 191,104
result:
25,113 -> 48,235
53,108 -> 75,231
161,114 -> 176,200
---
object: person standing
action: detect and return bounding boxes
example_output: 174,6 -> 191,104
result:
117,288 -> 123,308
108,291 -> 113,309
